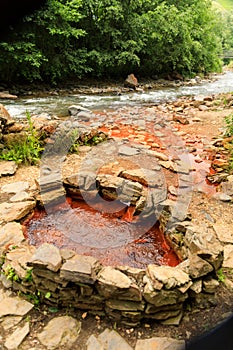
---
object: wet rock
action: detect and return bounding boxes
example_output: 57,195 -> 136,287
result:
37,316 -> 81,349
68,105 -> 91,116
60,254 -> 100,284
135,337 -> 185,350
0,201 -> 36,222
124,74 -> 138,89
0,161 -> 18,177
29,243 -> 62,272
0,222 -> 25,254
4,322 -> 30,350
1,181 -> 29,193
0,296 -> 33,317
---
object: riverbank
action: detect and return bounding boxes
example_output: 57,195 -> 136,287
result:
0,73 -> 220,99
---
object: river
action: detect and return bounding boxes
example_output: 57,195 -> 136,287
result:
2,71 -> 233,119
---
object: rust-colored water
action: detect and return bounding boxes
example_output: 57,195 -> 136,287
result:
23,197 -> 180,269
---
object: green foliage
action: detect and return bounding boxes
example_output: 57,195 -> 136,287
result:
225,112 -> 233,136
217,268 -> 226,283
0,112 -> 44,165
24,268 -> 33,282
224,112 -> 233,172
0,0 -> 225,82
4,265 -> 20,282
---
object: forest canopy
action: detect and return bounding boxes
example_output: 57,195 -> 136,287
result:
0,0 -> 227,84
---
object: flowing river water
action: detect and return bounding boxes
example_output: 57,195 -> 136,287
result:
2,71 -> 233,119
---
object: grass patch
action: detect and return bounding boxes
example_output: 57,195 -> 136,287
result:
0,111 -> 44,165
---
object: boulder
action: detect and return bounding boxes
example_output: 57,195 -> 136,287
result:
124,74 -> 138,89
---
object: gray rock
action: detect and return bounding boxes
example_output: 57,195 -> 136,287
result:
0,161 -> 18,177
118,145 -> 140,156
37,316 -> 81,349
98,328 -> 133,350
68,105 -> 91,116
188,255 -> 213,279
29,243 -> 62,272
135,337 -> 185,350
86,335 -> 104,350
4,322 -> 30,350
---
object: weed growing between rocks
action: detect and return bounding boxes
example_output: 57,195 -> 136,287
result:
224,112 -> 233,172
0,112 -> 44,165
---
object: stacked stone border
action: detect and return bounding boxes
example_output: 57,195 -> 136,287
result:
0,176 -> 223,327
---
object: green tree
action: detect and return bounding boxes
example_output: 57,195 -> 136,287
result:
0,0 -> 224,83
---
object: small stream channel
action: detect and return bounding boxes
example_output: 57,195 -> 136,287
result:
2,71 -> 233,119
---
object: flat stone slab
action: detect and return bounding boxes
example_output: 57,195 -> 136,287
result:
135,337 -> 185,350
0,201 -> 36,222
213,223 -> 233,243
147,265 -> 190,289
97,266 -> 132,289
118,145 -> 140,156
29,243 -> 62,272
0,222 -> 25,254
89,328 -> 133,350
37,316 -> 81,349
60,254 -> 100,284
0,296 -> 34,317
1,181 -> 29,193
4,322 -> 30,350
0,161 -> 18,177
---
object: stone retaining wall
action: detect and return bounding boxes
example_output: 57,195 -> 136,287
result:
0,193 -> 223,326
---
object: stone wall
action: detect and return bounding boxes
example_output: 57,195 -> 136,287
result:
0,189 -> 223,327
